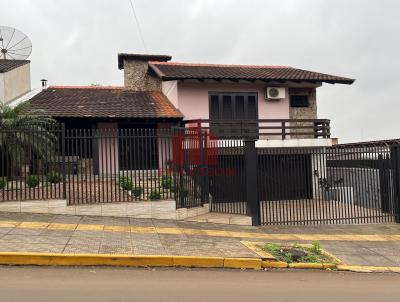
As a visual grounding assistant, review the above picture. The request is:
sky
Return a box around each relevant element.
[1,0,399,143]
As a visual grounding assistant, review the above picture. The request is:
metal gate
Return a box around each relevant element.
[183,127,399,225]
[173,127,248,214]
[258,145,398,225]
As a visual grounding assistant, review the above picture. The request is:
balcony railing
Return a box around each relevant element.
[183,119,331,140]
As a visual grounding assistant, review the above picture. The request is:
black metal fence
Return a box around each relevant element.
[0,126,65,201]
[206,141,397,225]
[1,123,399,226]
[258,145,396,225]
[0,126,204,208]
[207,139,247,215]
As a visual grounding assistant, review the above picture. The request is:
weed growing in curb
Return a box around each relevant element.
[262,241,335,264]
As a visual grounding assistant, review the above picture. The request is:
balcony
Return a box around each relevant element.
[183,119,331,140]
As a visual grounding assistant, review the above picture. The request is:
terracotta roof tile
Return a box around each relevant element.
[149,62,355,84]
[25,87,182,119]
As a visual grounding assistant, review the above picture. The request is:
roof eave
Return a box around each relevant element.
[159,76,356,85]
[148,63,165,78]
[324,79,356,85]
[118,53,172,70]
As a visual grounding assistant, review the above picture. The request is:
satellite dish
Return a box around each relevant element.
[0,26,32,60]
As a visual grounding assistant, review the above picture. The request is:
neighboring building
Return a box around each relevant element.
[0,59,31,104]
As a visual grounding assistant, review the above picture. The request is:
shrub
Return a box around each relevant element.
[132,186,143,198]
[149,190,161,200]
[26,175,40,188]
[47,171,63,184]
[0,177,7,189]
[119,176,133,191]
[160,175,174,189]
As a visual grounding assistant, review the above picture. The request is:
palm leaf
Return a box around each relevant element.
[0,103,59,178]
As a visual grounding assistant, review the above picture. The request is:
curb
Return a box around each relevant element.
[0,253,399,272]
[0,253,261,270]
[261,261,336,270]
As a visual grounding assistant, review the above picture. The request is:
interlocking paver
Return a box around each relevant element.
[7,228,43,236]
[63,244,100,254]
[39,229,75,237]
[129,218,154,227]
[99,244,133,254]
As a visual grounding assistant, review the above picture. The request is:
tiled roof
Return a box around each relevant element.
[0,59,30,73]
[25,87,182,119]
[118,53,172,69]
[149,62,355,84]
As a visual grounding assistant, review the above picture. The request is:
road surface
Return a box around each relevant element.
[0,266,399,302]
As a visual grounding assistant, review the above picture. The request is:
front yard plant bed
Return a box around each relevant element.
[261,241,338,264]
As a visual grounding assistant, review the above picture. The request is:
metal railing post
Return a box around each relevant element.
[326,121,331,139]
[61,123,67,199]
[199,129,209,205]
[391,146,400,223]
[244,139,260,226]
[282,121,286,139]
[314,121,318,138]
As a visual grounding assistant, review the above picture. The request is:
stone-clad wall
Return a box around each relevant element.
[123,60,162,91]
[288,87,318,138]
[289,87,317,119]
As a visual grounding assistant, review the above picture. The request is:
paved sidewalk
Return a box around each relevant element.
[1,212,400,267]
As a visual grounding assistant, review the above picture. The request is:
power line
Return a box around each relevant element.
[128,0,148,53]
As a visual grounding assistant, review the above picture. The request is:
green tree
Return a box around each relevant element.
[0,102,58,178]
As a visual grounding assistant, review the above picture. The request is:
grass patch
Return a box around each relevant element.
[262,241,336,264]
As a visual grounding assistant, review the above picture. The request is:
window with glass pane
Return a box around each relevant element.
[235,96,245,119]
[209,92,258,120]
[290,95,309,107]
[208,92,258,138]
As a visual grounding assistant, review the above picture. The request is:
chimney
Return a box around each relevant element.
[117,53,171,91]
[41,79,48,90]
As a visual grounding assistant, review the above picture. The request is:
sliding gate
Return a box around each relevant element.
[258,145,397,225]
[189,131,399,225]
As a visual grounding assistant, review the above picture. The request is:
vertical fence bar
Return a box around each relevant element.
[61,124,66,199]
[391,146,400,223]
[244,139,260,226]
[199,129,208,205]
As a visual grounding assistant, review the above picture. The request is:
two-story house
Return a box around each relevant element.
[28,52,354,139]
[26,53,354,193]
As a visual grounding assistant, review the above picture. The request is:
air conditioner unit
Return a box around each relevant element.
[265,87,286,100]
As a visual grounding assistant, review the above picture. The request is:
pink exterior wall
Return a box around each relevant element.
[97,123,119,175]
[175,82,290,121]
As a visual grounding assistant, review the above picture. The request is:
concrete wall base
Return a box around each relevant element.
[0,199,210,220]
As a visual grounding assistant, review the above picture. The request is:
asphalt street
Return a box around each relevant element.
[0,266,399,302]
